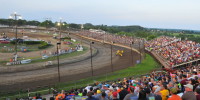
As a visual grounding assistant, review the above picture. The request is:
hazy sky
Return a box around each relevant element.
[1,0,200,30]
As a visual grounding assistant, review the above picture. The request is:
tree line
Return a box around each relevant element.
[0,19,199,42]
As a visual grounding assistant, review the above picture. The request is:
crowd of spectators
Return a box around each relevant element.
[38,64,200,100]
[145,36,200,67]
[157,40,200,66]
[145,36,180,51]
[79,30,144,46]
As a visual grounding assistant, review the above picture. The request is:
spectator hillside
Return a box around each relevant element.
[80,30,144,46]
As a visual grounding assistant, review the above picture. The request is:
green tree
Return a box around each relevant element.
[68,23,80,29]
[26,20,40,26]
[17,19,26,26]
[83,23,94,29]
[39,20,54,28]
[147,35,157,40]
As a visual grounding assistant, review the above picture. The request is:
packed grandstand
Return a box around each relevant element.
[18,34,199,100]
[31,65,199,100]
[145,36,200,68]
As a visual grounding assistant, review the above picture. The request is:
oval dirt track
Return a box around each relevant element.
[0,34,140,92]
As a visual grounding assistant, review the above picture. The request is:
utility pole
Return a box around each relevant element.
[130,41,134,65]
[57,42,61,82]
[111,42,113,72]
[90,42,94,79]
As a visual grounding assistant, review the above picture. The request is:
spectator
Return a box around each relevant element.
[123,87,138,100]
[93,89,101,100]
[105,87,113,99]
[101,92,109,100]
[181,84,196,100]
[74,91,82,100]
[167,82,174,90]
[65,91,75,100]
[88,87,94,94]
[86,92,97,100]
[138,87,146,100]
[127,83,135,93]
[82,91,88,100]
[195,86,200,100]
[145,88,162,100]
[119,87,129,100]
[167,87,182,100]
[159,84,169,100]
[78,89,83,96]
[180,75,188,92]
[134,83,141,95]
[50,97,54,100]
[153,82,161,94]
[85,84,92,93]
[112,88,119,100]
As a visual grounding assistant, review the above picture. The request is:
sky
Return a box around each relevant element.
[0,0,200,30]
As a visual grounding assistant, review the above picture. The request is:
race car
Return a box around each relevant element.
[116,50,124,56]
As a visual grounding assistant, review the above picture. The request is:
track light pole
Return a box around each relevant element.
[9,12,22,61]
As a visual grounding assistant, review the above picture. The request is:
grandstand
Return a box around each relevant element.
[145,36,200,69]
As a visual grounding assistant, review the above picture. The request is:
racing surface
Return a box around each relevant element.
[0,34,140,92]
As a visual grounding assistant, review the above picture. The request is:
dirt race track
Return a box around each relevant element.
[0,30,140,92]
